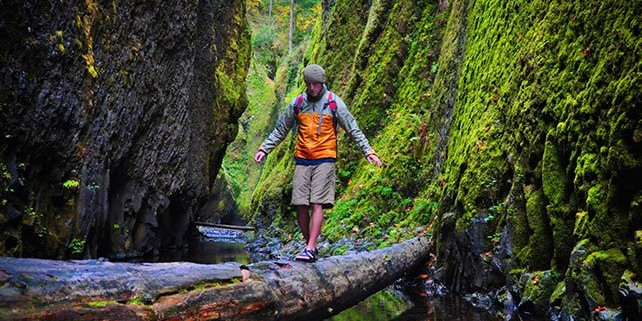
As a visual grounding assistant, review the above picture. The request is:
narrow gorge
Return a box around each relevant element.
[1,0,640,320]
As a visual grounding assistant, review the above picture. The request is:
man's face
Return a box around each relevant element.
[306,82,323,98]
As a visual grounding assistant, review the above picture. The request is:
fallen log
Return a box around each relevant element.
[0,236,430,320]
[195,221,256,231]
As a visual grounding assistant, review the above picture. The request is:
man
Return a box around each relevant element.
[254,64,382,262]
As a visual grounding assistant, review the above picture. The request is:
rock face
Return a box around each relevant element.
[0,0,251,259]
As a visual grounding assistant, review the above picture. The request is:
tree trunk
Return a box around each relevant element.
[0,237,430,320]
[288,0,294,54]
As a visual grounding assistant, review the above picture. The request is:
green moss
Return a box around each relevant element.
[549,281,566,307]
[573,211,588,238]
[584,248,628,301]
[521,186,553,269]
[586,183,626,249]
[508,171,529,260]
[519,270,558,313]
[86,300,118,308]
[548,205,574,269]
[542,129,567,207]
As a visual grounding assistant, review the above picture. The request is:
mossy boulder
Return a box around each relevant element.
[517,270,559,316]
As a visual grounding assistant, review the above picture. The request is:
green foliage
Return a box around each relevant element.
[63,179,80,189]
[247,0,321,76]
[68,238,85,255]
[222,62,278,218]
[0,162,11,210]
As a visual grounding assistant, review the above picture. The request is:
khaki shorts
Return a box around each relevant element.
[291,162,336,208]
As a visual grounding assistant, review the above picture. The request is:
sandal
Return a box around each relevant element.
[295,249,317,262]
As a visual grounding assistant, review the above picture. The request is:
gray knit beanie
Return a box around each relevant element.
[303,64,326,83]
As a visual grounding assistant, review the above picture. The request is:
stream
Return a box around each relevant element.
[175,226,546,321]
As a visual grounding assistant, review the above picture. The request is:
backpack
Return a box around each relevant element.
[293,91,338,133]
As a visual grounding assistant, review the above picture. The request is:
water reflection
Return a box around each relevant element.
[186,239,250,264]
[326,289,494,321]
[187,226,251,264]
[327,288,547,321]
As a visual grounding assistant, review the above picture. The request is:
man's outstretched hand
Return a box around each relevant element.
[367,154,382,167]
[254,150,266,163]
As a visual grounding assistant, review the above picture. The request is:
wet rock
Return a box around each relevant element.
[494,285,518,313]
[619,270,642,319]
[594,308,626,321]
[435,211,508,293]
[464,292,494,310]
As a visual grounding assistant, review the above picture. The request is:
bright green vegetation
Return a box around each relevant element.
[243,0,642,316]
[222,63,278,217]
[62,179,80,189]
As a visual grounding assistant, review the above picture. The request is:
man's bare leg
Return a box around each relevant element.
[296,205,310,244]
[307,203,323,251]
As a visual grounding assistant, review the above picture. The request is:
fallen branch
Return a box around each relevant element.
[195,221,256,231]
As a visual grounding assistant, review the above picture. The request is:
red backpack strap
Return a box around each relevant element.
[326,91,338,132]
[294,94,304,117]
[327,91,337,111]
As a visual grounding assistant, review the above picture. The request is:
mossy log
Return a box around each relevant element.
[0,237,430,320]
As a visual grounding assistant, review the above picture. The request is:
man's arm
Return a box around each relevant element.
[255,101,297,163]
[334,96,382,166]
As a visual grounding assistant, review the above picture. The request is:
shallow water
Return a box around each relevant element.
[326,288,546,321]
[186,226,251,264]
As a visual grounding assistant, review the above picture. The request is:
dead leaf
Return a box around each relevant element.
[582,47,591,56]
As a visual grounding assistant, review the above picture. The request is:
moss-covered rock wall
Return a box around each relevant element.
[251,0,641,318]
[0,0,251,259]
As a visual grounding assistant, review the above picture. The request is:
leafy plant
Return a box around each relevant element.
[68,238,85,255]
[63,179,80,189]
[487,231,502,243]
